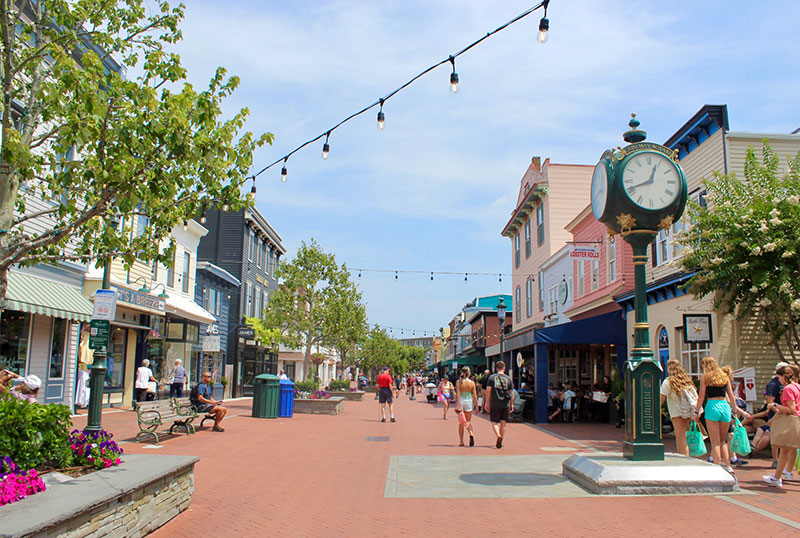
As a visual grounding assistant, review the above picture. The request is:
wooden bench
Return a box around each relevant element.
[132,398,197,444]
[171,397,216,429]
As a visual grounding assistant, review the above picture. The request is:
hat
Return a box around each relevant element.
[776,361,789,373]
[22,374,42,390]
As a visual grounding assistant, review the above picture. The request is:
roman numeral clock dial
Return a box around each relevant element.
[621,152,679,210]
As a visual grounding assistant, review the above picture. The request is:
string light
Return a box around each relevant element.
[247,1,552,183]
[182,220,188,231]
[322,131,330,160]
[281,158,288,182]
[395,270,398,280]
[538,0,550,43]
[250,177,257,195]
[464,273,468,282]
[430,272,434,281]
[222,203,229,212]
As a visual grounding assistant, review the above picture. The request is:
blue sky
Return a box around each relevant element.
[171,0,800,336]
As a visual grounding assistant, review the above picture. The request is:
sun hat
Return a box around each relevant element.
[22,374,42,390]
[775,361,789,373]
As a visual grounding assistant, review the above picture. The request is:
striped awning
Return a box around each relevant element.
[4,270,94,322]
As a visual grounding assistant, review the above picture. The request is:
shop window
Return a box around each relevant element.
[167,320,184,340]
[106,326,126,388]
[0,311,30,376]
[182,252,191,294]
[578,262,585,297]
[591,260,599,291]
[49,318,67,379]
[680,331,710,377]
[524,221,531,258]
[185,324,199,343]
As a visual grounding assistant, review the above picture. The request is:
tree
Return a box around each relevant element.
[400,345,425,372]
[261,239,366,379]
[0,1,271,299]
[326,279,368,374]
[677,141,800,363]
[359,326,404,379]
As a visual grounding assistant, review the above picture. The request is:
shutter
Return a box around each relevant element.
[651,242,657,267]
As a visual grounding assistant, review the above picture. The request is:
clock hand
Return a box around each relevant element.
[629,166,658,190]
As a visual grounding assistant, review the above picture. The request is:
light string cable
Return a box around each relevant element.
[352,267,640,283]
[246,0,552,184]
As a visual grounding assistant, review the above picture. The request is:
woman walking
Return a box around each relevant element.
[660,360,698,456]
[439,376,455,419]
[134,359,157,403]
[694,356,736,475]
[762,364,800,487]
[456,367,479,446]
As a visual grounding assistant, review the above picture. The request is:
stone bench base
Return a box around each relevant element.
[0,454,198,537]
[294,397,345,415]
[328,391,365,401]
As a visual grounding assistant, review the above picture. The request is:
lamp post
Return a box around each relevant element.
[496,297,506,373]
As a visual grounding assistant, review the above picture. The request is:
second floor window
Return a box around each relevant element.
[515,286,521,322]
[514,234,520,268]
[608,237,617,283]
[591,260,599,291]
[167,250,175,288]
[538,271,544,311]
[536,204,545,245]
[182,252,191,294]
[524,221,531,258]
[578,261,585,297]
[549,286,558,315]
[525,279,533,317]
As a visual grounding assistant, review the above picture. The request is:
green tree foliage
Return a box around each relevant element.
[261,239,367,379]
[400,345,426,371]
[677,141,800,363]
[0,1,271,299]
[358,326,425,378]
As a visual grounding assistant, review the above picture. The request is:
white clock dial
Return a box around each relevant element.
[591,161,608,220]
[622,152,679,210]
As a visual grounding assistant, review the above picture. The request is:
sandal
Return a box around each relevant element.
[212,426,225,432]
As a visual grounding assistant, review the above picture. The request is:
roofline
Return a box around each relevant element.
[197,261,241,287]
[565,204,593,233]
[245,207,286,254]
[725,132,800,143]
[664,104,729,149]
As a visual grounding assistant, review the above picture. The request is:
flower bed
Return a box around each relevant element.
[1,456,46,506]
[70,429,124,470]
[328,390,365,401]
[293,396,345,415]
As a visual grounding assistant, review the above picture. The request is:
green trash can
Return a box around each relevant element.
[252,374,280,419]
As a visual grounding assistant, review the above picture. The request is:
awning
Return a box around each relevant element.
[439,355,487,369]
[165,293,216,324]
[534,311,627,345]
[4,270,93,322]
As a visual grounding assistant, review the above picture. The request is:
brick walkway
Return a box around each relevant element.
[72,395,800,537]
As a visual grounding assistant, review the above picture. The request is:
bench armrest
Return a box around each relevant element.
[138,409,162,426]
[174,402,197,417]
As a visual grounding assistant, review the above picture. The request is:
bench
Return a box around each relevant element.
[171,397,216,429]
[132,398,197,444]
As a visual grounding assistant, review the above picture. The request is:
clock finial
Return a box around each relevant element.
[623,112,647,144]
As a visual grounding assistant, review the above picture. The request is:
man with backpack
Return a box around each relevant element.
[483,361,514,448]
[191,372,227,432]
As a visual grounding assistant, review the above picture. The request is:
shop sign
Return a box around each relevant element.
[89,319,110,352]
[203,334,221,353]
[114,285,166,313]
[206,324,219,335]
[568,244,600,259]
[92,289,117,320]
[683,314,712,344]
[237,326,255,339]
[255,274,269,286]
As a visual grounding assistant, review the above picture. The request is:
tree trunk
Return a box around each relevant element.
[303,339,313,381]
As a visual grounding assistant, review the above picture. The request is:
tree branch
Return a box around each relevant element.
[13,205,60,226]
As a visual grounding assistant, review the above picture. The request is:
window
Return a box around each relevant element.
[182,252,191,294]
[247,229,253,261]
[548,286,558,315]
[205,288,221,317]
[681,335,710,377]
[260,290,265,316]
[525,279,533,317]
[514,234,520,268]
[49,318,67,379]
[591,260,599,291]
[254,287,262,318]
[107,326,127,388]
[536,204,545,245]
[608,237,617,283]
[167,250,175,288]
[524,221,532,258]
[185,324,199,343]
[136,215,148,238]
[167,321,184,340]
[578,261,585,297]
[262,242,267,271]
[655,189,706,266]
[538,272,545,311]
[256,237,262,268]
[656,229,670,266]
[0,311,30,376]
[515,286,521,322]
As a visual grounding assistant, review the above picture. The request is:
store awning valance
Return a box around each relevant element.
[165,293,216,324]
[4,270,94,322]
[534,311,626,345]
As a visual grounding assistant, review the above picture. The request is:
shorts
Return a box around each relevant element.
[760,425,770,432]
[379,387,393,404]
[196,403,214,414]
[489,406,510,423]
[461,398,474,413]
[704,399,731,422]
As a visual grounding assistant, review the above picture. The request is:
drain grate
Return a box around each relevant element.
[366,436,390,442]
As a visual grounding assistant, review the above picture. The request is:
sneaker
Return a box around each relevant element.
[762,474,783,487]
[381,418,386,422]
[733,458,749,466]
[724,465,735,475]
[496,437,503,449]
[469,435,475,447]
[707,456,714,463]
[390,417,396,422]
[782,470,793,480]
[771,460,778,469]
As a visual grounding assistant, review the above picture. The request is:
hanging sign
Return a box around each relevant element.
[569,244,600,259]
[93,289,117,321]
[203,335,221,353]
[89,319,110,352]
[683,314,712,344]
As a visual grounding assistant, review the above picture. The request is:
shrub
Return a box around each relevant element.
[329,380,350,391]
[69,429,124,470]
[0,456,46,506]
[0,392,73,470]
[294,380,318,393]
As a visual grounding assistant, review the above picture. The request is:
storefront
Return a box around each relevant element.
[163,294,216,392]
[234,325,277,396]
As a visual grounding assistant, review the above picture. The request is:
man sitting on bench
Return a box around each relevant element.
[194,372,227,432]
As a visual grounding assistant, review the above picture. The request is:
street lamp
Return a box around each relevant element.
[496,297,506,373]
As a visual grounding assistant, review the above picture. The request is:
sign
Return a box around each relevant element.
[92,289,117,320]
[732,367,757,401]
[558,280,569,304]
[516,352,523,368]
[683,314,712,344]
[206,324,219,335]
[203,335,221,353]
[569,244,600,259]
[114,285,166,313]
[255,274,269,287]
[89,319,110,352]
[237,326,255,339]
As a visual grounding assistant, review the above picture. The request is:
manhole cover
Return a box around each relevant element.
[366,436,390,442]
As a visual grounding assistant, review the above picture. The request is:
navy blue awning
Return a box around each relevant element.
[534,311,626,345]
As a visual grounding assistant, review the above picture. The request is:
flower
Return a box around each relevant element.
[782,251,795,258]
[770,217,782,226]
[711,257,724,265]
[760,298,772,307]
[750,286,759,293]
[770,208,780,218]
[787,195,800,204]
[740,262,750,269]
[764,242,777,252]
[792,299,800,312]
[779,282,791,294]
[751,246,762,255]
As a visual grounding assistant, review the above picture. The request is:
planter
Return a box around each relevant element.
[0,454,198,537]
[364,386,377,393]
[293,397,345,415]
[328,390,365,401]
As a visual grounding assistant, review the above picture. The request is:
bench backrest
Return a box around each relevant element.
[134,399,180,421]
[173,397,193,409]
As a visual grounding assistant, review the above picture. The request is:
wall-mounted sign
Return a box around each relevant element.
[206,324,219,335]
[255,274,269,287]
[114,285,166,314]
[683,314,712,344]
[237,326,256,339]
[93,289,117,320]
[569,244,600,259]
[203,335,221,353]
[558,280,569,304]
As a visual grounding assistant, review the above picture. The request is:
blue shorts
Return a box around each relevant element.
[704,399,731,422]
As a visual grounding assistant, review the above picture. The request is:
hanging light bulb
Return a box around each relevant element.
[394,270,398,280]
[538,2,550,43]
[322,132,330,160]
[464,273,468,282]
[200,215,207,224]
[358,270,362,278]
[377,100,385,130]
[449,56,459,93]
[182,220,188,231]
[499,274,503,283]
[430,272,434,281]
[281,158,288,182]
[222,203,229,212]
[251,182,257,195]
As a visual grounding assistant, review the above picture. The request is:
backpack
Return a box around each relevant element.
[190,383,201,405]
[493,374,511,401]
[679,387,697,419]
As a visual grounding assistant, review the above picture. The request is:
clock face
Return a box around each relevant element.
[621,152,680,210]
[558,281,568,304]
[591,161,609,220]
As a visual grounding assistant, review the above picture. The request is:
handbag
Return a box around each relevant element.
[146,381,158,394]
[771,414,800,448]
[679,387,698,419]
[730,417,750,455]
[686,420,707,457]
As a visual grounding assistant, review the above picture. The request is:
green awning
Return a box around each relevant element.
[4,271,93,322]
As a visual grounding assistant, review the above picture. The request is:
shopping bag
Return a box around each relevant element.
[730,417,750,456]
[687,420,707,457]
[794,449,800,473]
[455,409,468,426]
[437,391,444,403]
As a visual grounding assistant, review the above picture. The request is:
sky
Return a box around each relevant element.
[167,0,800,337]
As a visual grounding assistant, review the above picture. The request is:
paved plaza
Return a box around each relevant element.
[72,394,800,537]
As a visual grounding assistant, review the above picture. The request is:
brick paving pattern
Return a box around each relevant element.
[72,394,800,537]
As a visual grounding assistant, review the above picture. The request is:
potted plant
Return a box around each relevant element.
[220,376,230,400]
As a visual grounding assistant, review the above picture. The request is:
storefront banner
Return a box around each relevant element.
[114,285,166,314]
[568,244,600,259]
[203,335,221,353]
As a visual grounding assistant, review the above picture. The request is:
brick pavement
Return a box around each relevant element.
[72,395,800,537]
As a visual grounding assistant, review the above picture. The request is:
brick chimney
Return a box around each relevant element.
[531,156,541,170]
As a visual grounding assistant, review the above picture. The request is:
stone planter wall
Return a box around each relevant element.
[0,454,198,538]
[293,396,345,415]
[328,390,365,401]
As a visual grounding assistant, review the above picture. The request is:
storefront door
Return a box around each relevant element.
[44,318,70,404]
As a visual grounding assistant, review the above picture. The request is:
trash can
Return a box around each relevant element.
[279,379,295,418]
[252,374,280,418]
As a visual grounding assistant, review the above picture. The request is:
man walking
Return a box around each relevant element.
[484,361,514,448]
[376,367,396,422]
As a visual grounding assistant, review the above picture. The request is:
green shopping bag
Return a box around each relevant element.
[794,449,800,473]
[730,417,750,456]
[687,420,707,457]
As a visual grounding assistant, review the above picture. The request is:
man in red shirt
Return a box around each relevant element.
[376,366,396,422]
